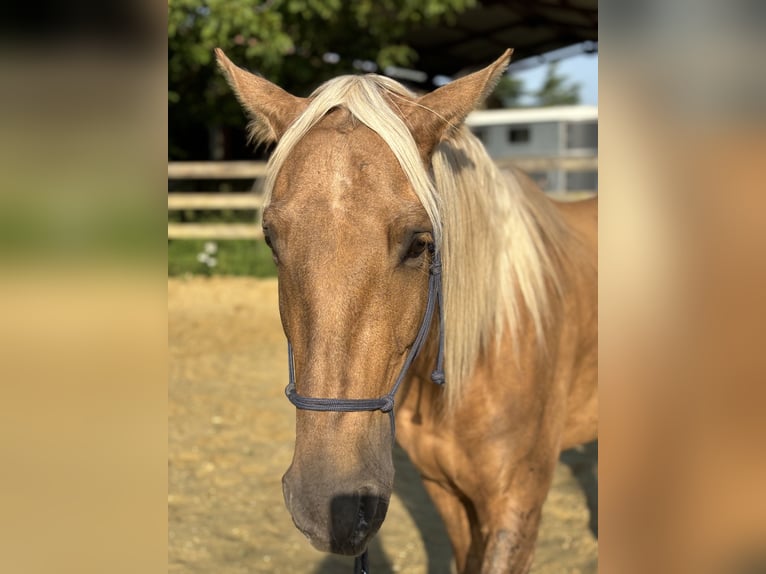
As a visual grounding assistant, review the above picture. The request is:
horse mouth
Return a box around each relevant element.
[329,494,390,555]
[291,491,391,556]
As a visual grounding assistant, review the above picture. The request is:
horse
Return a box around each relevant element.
[216,47,598,574]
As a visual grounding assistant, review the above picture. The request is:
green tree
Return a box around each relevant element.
[533,62,581,107]
[168,0,476,159]
[485,75,525,109]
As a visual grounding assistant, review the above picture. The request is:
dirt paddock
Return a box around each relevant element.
[169,277,598,573]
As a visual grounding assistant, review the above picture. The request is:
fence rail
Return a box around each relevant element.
[168,157,596,240]
[168,161,269,179]
[168,223,263,240]
[168,193,264,210]
[496,156,597,172]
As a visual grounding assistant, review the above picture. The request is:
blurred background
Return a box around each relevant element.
[167,0,598,278]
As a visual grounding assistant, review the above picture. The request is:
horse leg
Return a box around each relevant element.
[421,478,483,573]
[476,457,559,574]
[479,506,542,574]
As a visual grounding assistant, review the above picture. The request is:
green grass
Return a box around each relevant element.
[168,239,277,277]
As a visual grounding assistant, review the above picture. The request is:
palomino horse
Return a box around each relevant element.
[216,48,597,574]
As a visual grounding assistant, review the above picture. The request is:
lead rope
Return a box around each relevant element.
[283,247,445,573]
[353,549,369,574]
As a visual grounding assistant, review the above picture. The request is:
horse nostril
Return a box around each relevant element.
[355,494,378,534]
[329,492,390,555]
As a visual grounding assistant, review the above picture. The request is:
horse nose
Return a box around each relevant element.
[282,470,391,555]
[329,490,389,555]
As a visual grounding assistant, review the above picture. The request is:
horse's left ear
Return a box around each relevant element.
[406,49,513,158]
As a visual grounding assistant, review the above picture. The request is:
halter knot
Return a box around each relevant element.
[379,396,395,413]
[431,370,445,386]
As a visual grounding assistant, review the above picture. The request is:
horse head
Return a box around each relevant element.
[216,47,510,556]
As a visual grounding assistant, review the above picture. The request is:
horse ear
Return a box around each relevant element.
[215,48,308,143]
[406,49,513,157]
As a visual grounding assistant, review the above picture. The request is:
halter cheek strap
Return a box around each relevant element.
[284,247,446,440]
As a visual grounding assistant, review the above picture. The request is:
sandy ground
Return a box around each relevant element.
[169,277,598,573]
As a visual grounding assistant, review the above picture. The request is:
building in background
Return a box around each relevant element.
[466,105,597,195]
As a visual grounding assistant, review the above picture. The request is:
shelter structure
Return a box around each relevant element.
[404,0,597,82]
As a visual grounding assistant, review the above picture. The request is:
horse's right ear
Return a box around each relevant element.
[215,48,308,144]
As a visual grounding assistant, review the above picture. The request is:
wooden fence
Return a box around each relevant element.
[168,157,597,240]
[168,162,266,240]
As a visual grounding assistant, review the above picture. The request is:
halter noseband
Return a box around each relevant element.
[284,246,446,439]
[282,247,445,574]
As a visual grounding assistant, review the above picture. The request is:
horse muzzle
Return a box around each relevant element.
[282,470,391,555]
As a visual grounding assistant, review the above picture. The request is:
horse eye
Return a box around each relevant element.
[405,235,428,260]
[263,228,279,263]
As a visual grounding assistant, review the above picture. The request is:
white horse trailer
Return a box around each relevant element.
[466,106,598,195]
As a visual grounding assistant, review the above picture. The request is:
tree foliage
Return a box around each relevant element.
[486,75,525,109]
[533,62,581,107]
[168,0,476,158]
[485,62,582,109]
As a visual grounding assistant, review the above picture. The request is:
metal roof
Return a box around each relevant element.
[406,0,598,79]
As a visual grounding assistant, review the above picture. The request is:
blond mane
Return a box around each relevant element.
[260,74,571,410]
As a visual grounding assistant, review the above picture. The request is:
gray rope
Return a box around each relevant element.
[284,247,445,440]
[354,549,369,574]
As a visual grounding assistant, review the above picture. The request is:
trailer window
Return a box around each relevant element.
[508,127,530,144]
